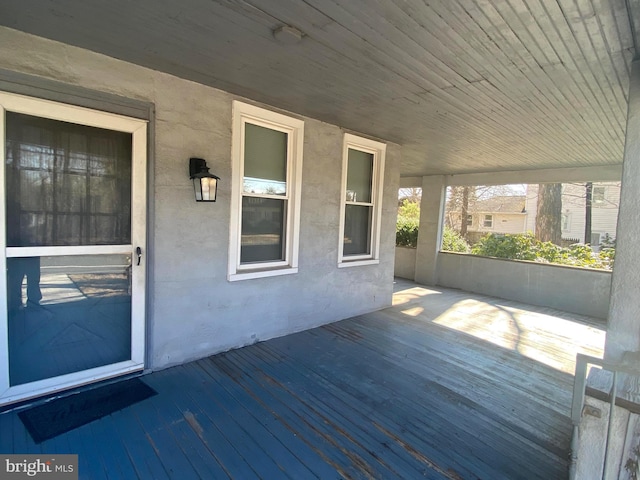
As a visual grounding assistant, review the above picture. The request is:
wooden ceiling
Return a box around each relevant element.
[0,0,636,177]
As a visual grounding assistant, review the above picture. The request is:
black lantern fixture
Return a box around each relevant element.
[189,157,220,202]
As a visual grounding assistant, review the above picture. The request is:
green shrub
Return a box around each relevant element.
[441,227,469,253]
[471,233,538,261]
[396,217,419,247]
[600,234,616,249]
[535,240,562,263]
[471,233,613,270]
[598,247,615,269]
[394,222,615,271]
[397,199,420,222]
[597,234,615,269]
[395,199,420,247]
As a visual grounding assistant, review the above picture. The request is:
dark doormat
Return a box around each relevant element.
[18,377,157,444]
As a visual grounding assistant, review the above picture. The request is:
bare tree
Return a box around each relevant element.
[558,181,620,244]
[584,182,592,245]
[460,186,470,238]
[445,184,524,234]
[446,186,475,231]
[535,183,562,245]
[561,182,620,209]
[398,187,422,205]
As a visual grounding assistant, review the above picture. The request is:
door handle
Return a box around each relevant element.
[136,246,142,266]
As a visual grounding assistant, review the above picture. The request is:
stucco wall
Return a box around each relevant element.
[607,59,640,362]
[394,247,416,280]
[0,27,400,369]
[437,252,611,319]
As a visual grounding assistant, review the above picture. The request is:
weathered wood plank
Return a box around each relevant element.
[86,416,139,480]
[264,323,567,478]
[107,408,172,480]
[235,345,471,476]
[0,282,606,479]
[144,368,261,480]
[190,360,343,479]
[234,343,509,479]
[129,395,204,479]
[183,361,325,479]
[204,354,387,480]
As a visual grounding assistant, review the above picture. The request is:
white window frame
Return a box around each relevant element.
[228,101,304,281]
[592,186,606,205]
[338,133,386,268]
[483,214,494,228]
[561,212,571,232]
[466,214,473,226]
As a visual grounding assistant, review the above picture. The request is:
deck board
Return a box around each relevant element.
[217,350,434,480]
[323,313,572,450]
[0,281,605,479]
[254,330,547,478]
[234,344,480,479]
[190,361,335,479]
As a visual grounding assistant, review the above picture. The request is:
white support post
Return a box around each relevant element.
[414,175,445,286]
[605,59,640,362]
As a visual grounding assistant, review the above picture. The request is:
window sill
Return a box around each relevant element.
[228,267,298,282]
[338,259,380,268]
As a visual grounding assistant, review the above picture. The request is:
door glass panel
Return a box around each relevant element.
[7,254,132,386]
[5,112,132,247]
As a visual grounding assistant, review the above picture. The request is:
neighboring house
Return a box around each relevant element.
[447,195,527,243]
[467,195,527,242]
[525,183,620,247]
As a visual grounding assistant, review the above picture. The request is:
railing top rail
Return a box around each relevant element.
[572,353,640,425]
[576,353,640,376]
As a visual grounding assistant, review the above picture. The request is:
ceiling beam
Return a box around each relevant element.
[400,165,623,188]
[627,0,640,59]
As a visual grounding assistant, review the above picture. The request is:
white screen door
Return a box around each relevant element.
[0,92,147,406]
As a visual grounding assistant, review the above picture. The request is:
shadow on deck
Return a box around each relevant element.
[0,279,606,479]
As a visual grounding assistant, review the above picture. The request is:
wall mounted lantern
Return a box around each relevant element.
[189,157,220,202]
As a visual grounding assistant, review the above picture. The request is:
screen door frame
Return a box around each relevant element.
[0,91,147,406]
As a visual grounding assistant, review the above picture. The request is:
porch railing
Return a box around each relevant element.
[570,353,640,480]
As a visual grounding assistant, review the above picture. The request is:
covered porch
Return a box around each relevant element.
[0,280,605,479]
[0,1,638,476]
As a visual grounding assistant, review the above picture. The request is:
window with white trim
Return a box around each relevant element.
[483,214,493,228]
[593,186,606,205]
[339,134,386,267]
[228,101,304,281]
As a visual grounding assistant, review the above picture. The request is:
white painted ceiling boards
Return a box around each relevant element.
[0,0,637,177]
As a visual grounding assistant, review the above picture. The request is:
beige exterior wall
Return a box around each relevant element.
[469,212,526,235]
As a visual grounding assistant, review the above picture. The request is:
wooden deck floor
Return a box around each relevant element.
[0,280,606,479]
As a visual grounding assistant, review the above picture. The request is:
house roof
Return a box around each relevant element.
[474,195,526,214]
[0,1,637,177]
